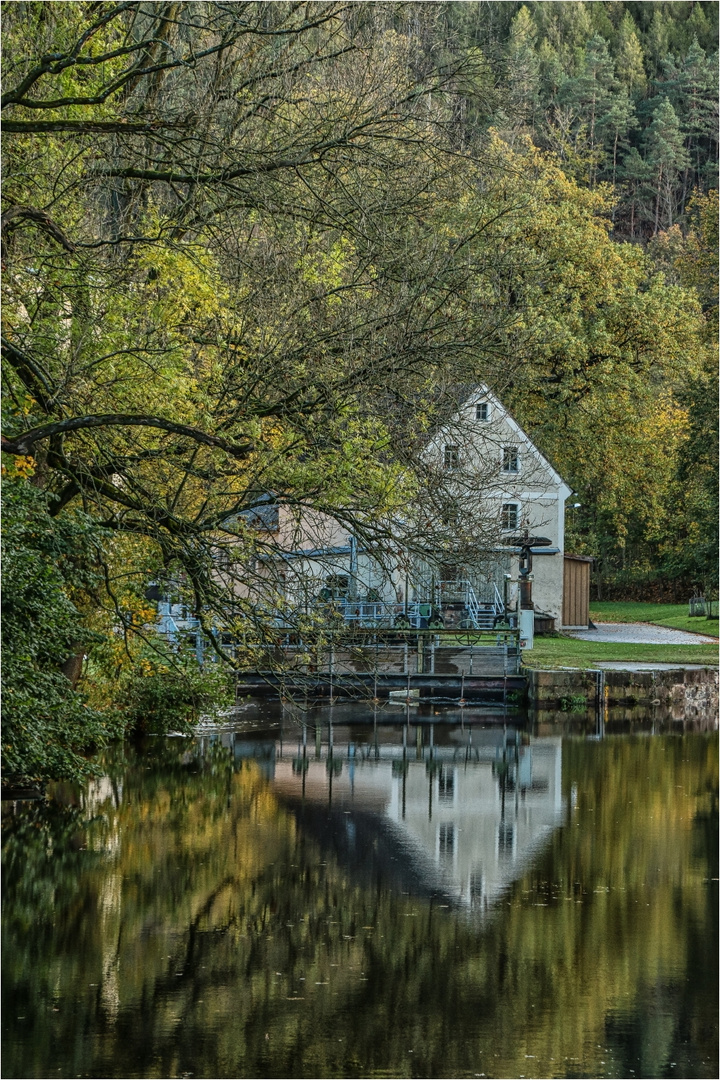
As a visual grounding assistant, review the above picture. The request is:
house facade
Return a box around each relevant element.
[259,386,575,629]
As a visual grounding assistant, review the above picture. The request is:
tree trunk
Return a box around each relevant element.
[62,648,85,689]
[611,133,618,226]
[654,165,662,235]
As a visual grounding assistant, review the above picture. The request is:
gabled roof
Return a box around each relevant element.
[456,384,571,495]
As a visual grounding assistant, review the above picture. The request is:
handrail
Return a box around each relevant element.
[493,583,504,614]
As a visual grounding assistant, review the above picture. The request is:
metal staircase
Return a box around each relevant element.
[458,581,505,630]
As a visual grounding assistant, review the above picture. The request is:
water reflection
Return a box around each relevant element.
[2,715,717,1080]
[255,715,565,913]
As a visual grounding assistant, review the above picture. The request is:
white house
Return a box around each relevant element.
[258,386,577,629]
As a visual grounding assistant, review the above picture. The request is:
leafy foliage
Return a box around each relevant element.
[113,642,234,737]
[0,479,120,785]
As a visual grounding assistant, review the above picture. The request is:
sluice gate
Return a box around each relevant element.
[235,630,525,705]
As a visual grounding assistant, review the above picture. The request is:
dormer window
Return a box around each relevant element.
[475,402,489,422]
[444,445,459,470]
[502,446,519,473]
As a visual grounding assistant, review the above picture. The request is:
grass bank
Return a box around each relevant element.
[589,601,718,636]
[522,636,719,670]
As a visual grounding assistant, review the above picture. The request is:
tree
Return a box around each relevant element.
[645,9,670,77]
[1,477,121,785]
[614,11,646,93]
[596,85,638,197]
[678,37,719,201]
[1,1,533,774]
[617,145,653,238]
[659,190,719,593]
[557,34,617,183]
[473,137,706,588]
[644,96,690,231]
[504,5,540,129]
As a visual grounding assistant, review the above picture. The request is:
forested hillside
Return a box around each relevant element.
[449,1,718,237]
[1,2,717,783]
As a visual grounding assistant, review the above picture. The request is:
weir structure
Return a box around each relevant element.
[234,627,525,707]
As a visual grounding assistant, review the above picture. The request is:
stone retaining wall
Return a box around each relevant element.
[525,665,719,727]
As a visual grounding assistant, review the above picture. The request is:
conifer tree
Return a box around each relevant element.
[679,37,719,196]
[646,9,671,77]
[505,5,540,128]
[617,146,652,238]
[596,86,639,195]
[558,34,617,183]
[644,96,690,231]
[615,11,646,93]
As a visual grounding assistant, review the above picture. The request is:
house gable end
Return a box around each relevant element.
[463,385,571,497]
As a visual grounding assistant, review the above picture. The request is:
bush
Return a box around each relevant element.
[115,645,235,737]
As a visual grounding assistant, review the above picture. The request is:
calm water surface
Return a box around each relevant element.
[2,705,718,1079]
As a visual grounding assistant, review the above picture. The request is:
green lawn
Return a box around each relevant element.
[589,601,719,637]
[522,635,719,670]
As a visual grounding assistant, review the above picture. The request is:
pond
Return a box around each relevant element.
[2,703,718,1079]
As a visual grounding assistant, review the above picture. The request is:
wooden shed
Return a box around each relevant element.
[562,554,593,629]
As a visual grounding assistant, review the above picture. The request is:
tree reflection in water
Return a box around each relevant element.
[2,732,717,1079]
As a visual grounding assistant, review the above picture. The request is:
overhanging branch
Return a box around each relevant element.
[1,414,255,459]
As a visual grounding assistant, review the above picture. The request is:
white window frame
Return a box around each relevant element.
[475,401,490,422]
[501,502,520,532]
[444,444,460,470]
[501,445,520,474]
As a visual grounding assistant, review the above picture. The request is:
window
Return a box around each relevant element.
[502,446,519,473]
[439,822,455,857]
[444,445,459,470]
[438,766,455,801]
[501,503,519,531]
[498,822,514,856]
[475,402,489,422]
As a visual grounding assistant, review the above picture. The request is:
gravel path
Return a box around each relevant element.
[568,622,718,645]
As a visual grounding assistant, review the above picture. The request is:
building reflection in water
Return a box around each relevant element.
[203,708,565,914]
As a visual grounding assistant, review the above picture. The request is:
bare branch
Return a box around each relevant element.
[1,118,191,134]
[1,414,255,459]
[1,204,76,253]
